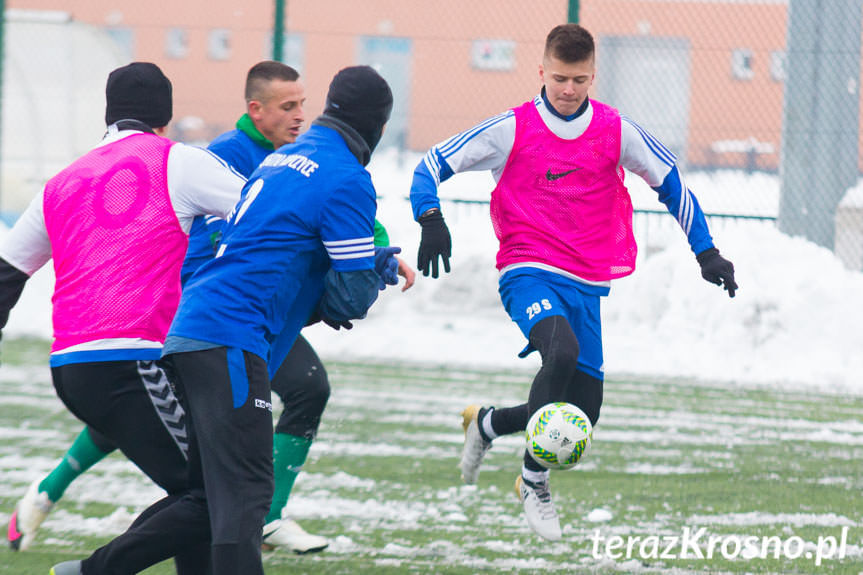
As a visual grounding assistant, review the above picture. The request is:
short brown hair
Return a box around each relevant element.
[244,61,300,102]
[544,24,595,63]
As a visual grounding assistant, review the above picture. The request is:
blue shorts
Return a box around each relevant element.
[498,267,607,380]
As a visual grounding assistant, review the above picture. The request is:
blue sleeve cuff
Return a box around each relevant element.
[652,166,714,255]
[409,153,452,220]
[318,269,380,321]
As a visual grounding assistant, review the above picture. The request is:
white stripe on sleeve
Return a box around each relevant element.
[323,237,375,260]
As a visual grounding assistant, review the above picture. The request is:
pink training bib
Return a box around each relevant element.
[43,133,187,351]
[491,99,637,282]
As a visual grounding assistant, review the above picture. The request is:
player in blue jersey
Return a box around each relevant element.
[49,65,400,575]
[192,60,413,553]
[410,24,738,541]
[201,60,335,554]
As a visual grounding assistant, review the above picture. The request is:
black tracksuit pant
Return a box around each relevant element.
[81,347,274,575]
[270,334,330,439]
[52,359,206,574]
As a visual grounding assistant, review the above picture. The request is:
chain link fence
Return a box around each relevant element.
[2,0,862,268]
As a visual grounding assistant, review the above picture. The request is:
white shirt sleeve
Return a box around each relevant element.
[166,143,246,233]
[424,111,517,184]
[0,191,51,276]
[619,116,675,187]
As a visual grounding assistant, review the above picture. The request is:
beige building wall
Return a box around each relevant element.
[6,0,863,172]
[584,1,790,170]
[282,0,566,150]
[6,0,567,146]
[8,0,277,140]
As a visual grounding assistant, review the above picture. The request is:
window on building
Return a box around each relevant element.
[731,49,754,80]
[769,50,786,82]
[264,33,305,73]
[106,27,135,61]
[471,39,516,71]
[165,28,188,59]
[208,29,231,61]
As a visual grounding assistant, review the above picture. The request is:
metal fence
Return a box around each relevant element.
[1,0,862,268]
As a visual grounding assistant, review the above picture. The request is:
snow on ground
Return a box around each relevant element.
[3,150,863,392]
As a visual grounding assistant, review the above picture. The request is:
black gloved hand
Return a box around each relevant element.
[322,316,353,331]
[417,209,451,278]
[305,310,322,327]
[696,247,738,298]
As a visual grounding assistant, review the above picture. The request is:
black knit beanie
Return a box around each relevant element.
[105,62,173,128]
[323,66,393,153]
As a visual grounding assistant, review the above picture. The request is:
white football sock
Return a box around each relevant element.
[522,465,550,485]
[481,407,499,440]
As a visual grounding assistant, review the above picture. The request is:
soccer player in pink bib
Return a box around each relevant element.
[409,24,737,541]
[0,62,245,574]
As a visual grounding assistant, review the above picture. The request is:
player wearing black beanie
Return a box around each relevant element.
[317,65,393,163]
[105,62,173,129]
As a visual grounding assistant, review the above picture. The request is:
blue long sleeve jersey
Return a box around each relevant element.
[167,124,380,365]
[410,95,715,261]
[182,127,390,284]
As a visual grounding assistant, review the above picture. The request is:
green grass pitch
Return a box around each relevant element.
[1,337,861,574]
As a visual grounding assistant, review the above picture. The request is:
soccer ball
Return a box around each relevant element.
[525,402,593,470]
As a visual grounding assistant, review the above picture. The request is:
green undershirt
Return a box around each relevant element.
[236,114,390,247]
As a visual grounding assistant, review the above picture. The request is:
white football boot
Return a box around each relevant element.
[515,475,562,541]
[8,479,54,551]
[459,405,492,484]
[49,559,82,575]
[262,518,329,554]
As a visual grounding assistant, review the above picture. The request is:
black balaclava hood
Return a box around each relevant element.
[323,65,393,154]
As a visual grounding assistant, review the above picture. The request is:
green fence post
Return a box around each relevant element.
[273,0,285,61]
[568,0,580,24]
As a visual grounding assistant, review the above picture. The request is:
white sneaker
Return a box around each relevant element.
[459,405,492,484]
[262,518,328,554]
[7,479,54,551]
[515,475,561,541]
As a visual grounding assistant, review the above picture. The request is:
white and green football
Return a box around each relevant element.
[525,402,593,470]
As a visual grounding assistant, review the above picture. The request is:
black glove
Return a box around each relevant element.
[322,316,353,331]
[417,209,451,278]
[696,247,738,298]
[306,309,352,330]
